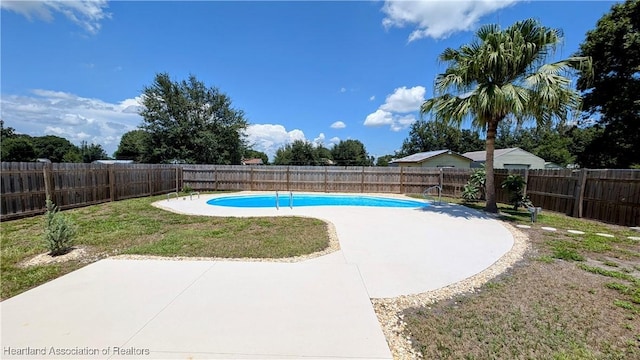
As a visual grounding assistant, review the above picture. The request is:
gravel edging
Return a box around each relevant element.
[371,221,530,360]
[111,219,340,263]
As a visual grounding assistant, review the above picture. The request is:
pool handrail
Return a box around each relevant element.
[423,185,442,205]
[275,191,280,210]
[289,191,293,209]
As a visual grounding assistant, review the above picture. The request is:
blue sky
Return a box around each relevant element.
[1,0,617,161]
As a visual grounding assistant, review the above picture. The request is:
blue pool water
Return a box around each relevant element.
[206,194,427,208]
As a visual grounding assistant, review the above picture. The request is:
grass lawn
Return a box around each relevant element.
[0,194,330,300]
[403,198,640,359]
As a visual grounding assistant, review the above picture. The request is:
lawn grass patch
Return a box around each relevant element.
[1,194,330,299]
[549,241,585,261]
[578,264,636,282]
[404,261,638,359]
[403,199,640,359]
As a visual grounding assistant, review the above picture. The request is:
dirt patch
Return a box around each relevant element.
[19,247,91,268]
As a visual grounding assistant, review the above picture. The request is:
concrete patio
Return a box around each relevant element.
[1,193,514,359]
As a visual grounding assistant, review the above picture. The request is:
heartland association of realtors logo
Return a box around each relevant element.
[3,346,150,357]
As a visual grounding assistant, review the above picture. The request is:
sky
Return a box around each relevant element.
[0,0,619,161]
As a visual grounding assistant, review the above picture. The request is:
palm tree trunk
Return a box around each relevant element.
[485,119,499,213]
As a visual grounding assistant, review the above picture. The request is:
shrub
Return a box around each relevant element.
[462,183,480,202]
[462,167,486,202]
[501,174,532,210]
[43,198,76,256]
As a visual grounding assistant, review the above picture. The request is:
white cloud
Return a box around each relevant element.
[329,137,341,145]
[313,133,326,146]
[380,86,425,113]
[340,87,347,93]
[245,124,307,160]
[0,89,143,156]
[382,0,519,41]
[1,0,111,34]
[369,95,376,101]
[396,114,417,126]
[363,86,424,131]
[330,121,346,129]
[364,109,394,127]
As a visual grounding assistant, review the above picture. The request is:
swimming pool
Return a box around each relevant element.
[206,193,427,208]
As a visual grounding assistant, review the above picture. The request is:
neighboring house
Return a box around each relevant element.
[92,160,134,164]
[544,162,563,169]
[389,150,473,168]
[463,147,545,169]
[242,158,264,165]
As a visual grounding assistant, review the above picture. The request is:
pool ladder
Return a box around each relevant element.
[275,191,293,210]
[423,185,442,205]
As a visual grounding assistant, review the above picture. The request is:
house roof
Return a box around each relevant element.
[242,158,264,165]
[390,150,472,163]
[462,147,528,162]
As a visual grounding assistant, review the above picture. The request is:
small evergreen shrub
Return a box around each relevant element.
[43,198,76,256]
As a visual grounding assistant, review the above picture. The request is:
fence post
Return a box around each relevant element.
[108,165,116,202]
[148,167,153,196]
[324,167,328,193]
[175,166,179,193]
[439,168,444,189]
[43,163,54,201]
[361,167,365,193]
[250,167,254,191]
[523,168,529,198]
[214,166,218,191]
[287,166,290,191]
[572,169,588,218]
[400,167,404,194]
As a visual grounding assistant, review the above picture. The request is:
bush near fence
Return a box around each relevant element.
[1,163,638,226]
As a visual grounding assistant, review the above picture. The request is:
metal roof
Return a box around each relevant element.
[390,149,471,163]
[462,148,521,161]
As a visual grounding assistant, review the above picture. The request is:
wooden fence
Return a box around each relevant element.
[182,166,640,226]
[1,162,179,220]
[493,168,640,226]
[182,165,453,194]
[2,163,639,226]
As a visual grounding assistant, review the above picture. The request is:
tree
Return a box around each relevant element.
[79,141,108,163]
[114,130,149,162]
[30,135,79,163]
[568,125,605,167]
[140,73,247,164]
[273,140,319,165]
[458,130,485,154]
[1,136,36,162]
[330,139,373,166]
[576,0,640,168]
[315,145,333,165]
[1,120,16,141]
[421,19,592,212]
[375,154,394,166]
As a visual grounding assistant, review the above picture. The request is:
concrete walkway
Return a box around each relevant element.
[1,193,514,359]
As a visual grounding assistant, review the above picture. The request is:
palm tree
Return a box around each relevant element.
[421,19,592,213]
